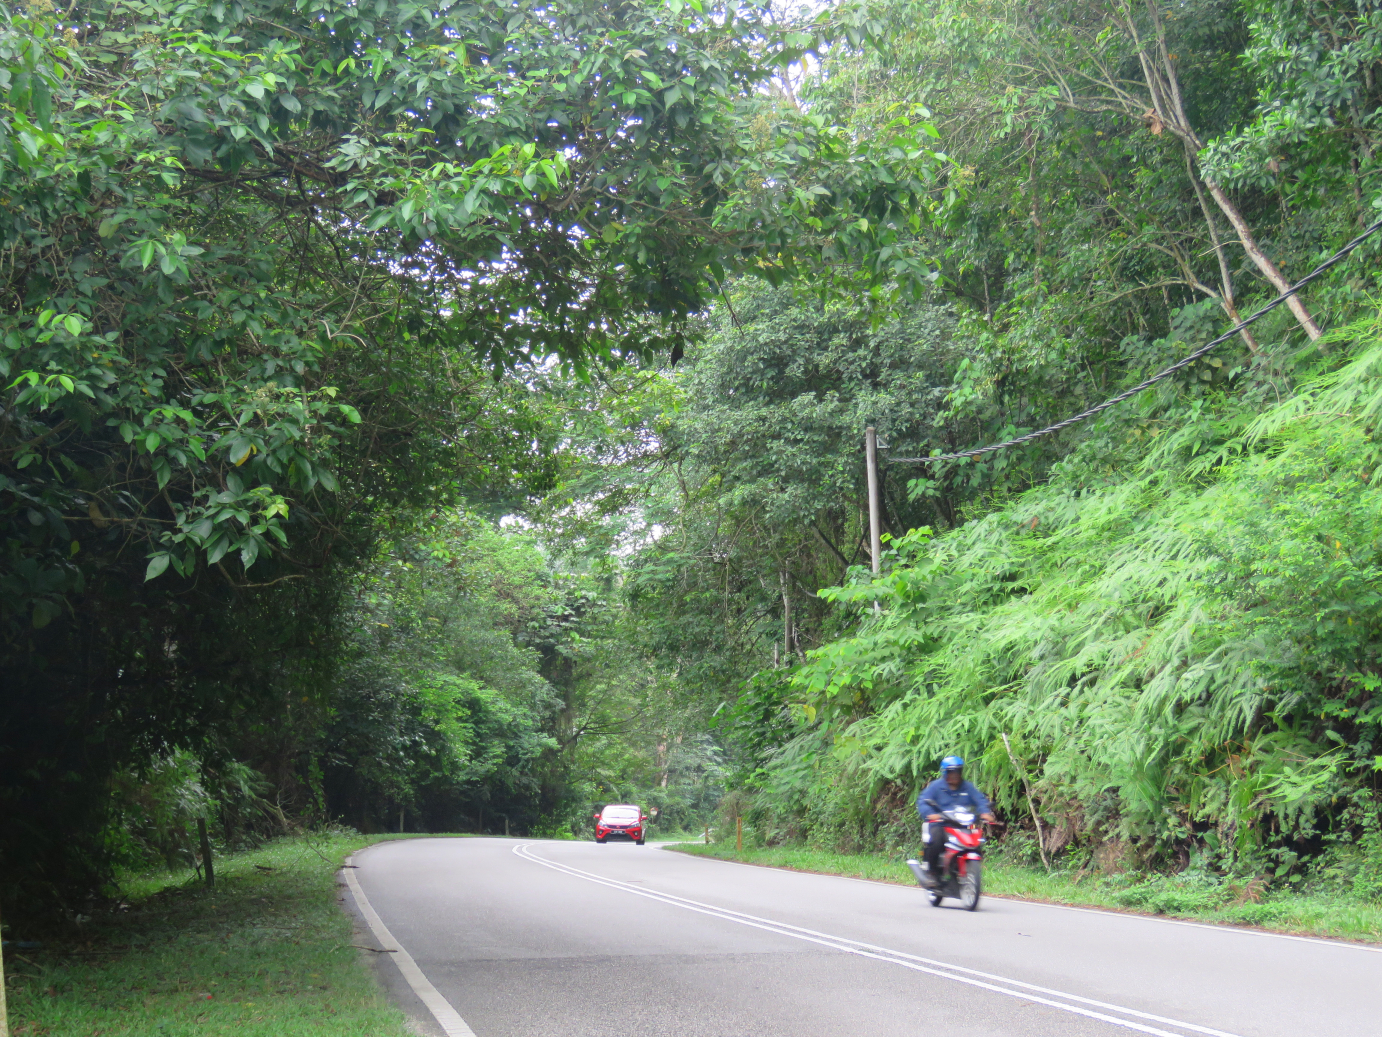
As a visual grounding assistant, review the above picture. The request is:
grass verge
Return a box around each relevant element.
[668,842,1382,945]
[4,832,450,1036]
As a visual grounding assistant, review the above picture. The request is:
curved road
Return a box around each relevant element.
[344,838,1381,1037]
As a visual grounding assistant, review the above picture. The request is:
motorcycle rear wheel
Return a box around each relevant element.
[959,862,982,911]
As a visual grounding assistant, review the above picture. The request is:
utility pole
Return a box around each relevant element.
[780,570,792,665]
[865,427,883,613]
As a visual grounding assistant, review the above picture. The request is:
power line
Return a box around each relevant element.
[885,218,1382,466]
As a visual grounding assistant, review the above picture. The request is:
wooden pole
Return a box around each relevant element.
[197,817,215,889]
[704,824,709,845]
[736,815,743,853]
[866,428,882,575]
[780,571,792,665]
[866,427,882,613]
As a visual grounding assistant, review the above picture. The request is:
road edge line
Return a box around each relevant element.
[342,854,478,1037]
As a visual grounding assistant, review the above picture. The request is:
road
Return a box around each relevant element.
[343,838,1382,1037]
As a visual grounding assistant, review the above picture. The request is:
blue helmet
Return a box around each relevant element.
[940,755,964,775]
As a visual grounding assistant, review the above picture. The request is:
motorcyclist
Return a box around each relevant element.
[916,755,994,888]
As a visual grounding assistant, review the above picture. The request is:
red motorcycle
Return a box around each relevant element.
[906,807,984,910]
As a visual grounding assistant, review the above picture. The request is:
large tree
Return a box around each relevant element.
[0,0,948,911]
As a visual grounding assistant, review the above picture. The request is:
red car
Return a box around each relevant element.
[594,804,647,845]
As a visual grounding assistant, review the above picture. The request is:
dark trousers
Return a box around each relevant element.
[924,821,949,872]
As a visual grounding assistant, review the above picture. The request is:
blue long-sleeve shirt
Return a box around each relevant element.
[916,777,991,819]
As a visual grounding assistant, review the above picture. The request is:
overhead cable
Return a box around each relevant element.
[885,217,1382,465]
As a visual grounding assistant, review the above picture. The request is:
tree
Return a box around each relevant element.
[1,0,951,912]
[992,0,1325,338]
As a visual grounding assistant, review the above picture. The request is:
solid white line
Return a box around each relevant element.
[666,846,1382,953]
[342,856,478,1037]
[515,843,1242,1037]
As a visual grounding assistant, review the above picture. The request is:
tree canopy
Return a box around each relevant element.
[6,0,1382,918]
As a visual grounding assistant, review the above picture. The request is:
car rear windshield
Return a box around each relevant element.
[602,806,640,820]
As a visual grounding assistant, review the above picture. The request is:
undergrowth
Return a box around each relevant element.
[3,832,422,1037]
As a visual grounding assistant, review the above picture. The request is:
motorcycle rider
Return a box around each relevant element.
[916,755,994,888]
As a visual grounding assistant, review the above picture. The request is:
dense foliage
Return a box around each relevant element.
[1,0,941,916]
[8,0,1382,921]
[591,0,1382,893]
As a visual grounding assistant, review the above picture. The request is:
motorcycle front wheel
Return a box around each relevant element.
[959,862,982,911]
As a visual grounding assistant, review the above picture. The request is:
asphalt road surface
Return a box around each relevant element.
[344,838,1382,1037]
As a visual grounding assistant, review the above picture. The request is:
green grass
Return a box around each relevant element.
[4,832,457,1037]
[669,843,1382,945]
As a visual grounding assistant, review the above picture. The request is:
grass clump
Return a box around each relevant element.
[4,832,415,1037]
[669,842,1382,944]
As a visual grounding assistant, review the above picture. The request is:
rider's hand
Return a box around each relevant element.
[927,814,942,821]
[981,813,995,823]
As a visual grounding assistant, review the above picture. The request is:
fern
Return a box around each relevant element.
[783,308,1382,862]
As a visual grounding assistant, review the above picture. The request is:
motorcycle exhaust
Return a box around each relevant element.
[905,859,927,886]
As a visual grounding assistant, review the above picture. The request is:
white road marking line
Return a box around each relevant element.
[342,856,477,1037]
[671,846,1382,953]
[515,843,1241,1037]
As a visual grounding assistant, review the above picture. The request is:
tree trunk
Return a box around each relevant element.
[1200,179,1323,343]
[1185,146,1261,354]
[1075,0,1329,344]
[197,817,215,889]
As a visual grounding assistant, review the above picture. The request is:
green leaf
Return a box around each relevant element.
[63,315,82,336]
[31,79,52,129]
[144,553,172,581]
[206,535,231,566]
[32,598,61,629]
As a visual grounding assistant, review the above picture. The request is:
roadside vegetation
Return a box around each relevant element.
[584,0,1382,913]
[5,0,1382,975]
[672,842,1382,944]
[5,834,414,1037]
